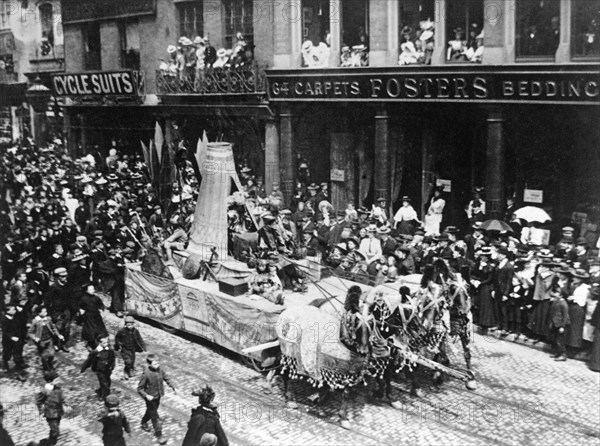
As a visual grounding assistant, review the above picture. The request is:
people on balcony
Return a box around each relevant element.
[204,37,217,67]
[447,27,468,62]
[399,27,420,65]
[302,40,330,68]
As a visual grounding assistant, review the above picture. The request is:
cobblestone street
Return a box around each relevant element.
[1,299,599,446]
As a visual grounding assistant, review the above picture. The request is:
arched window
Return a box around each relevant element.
[39,3,54,46]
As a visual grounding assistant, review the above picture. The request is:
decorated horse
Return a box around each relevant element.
[268,271,476,428]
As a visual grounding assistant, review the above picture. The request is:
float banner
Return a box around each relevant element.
[52,71,138,97]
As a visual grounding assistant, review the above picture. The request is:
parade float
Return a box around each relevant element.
[124,140,475,419]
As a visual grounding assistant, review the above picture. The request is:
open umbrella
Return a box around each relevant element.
[514,206,552,223]
[480,219,513,233]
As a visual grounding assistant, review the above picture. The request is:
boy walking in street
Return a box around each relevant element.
[35,370,64,445]
[114,315,146,379]
[137,353,177,445]
[81,334,116,400]
[29,306,63,371]
[98,394,131,446]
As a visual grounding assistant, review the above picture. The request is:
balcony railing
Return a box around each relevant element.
[156,63,266,96]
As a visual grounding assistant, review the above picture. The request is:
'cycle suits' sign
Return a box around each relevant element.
[52,71,138,97]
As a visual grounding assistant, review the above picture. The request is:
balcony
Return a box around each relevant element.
[156,63,266,98]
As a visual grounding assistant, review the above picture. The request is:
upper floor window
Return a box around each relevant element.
[83,21,101,70]
[398,0,436,65]
[178,1,204,39]
[223,0,253,49]
[39,3,54,44]
[301,0,330,67]
[445,0,483,63]
[572,1,600,58]
[120,21,140,70]
[516,0,560,59]
[340,0,369,67]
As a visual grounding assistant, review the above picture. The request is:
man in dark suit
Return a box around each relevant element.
[378,226,396,257]
[204,37,217,67]
[494,246,514,336]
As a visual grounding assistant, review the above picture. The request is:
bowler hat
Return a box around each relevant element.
[575,237,589,247]
[401,196,412,202]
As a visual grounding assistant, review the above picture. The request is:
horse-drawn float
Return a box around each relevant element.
[124,142,476,426]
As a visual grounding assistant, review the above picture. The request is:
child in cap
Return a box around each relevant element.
[80,334,116,401]
[114,315,146,379]
[35,370,64,445]
[98,394,131,446]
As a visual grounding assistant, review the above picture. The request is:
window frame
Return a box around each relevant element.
[515,0,561,62]
[119,20,141,71]
[223,0,253,50]
[177,0,204,39]
[39,2,54,46]
[570,0,600,61]
[82,21,101,71]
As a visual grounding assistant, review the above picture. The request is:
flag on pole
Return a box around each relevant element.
[154,122,164,165]
[140,140,150,171]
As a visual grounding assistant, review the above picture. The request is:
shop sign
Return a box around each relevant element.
[436,179,452,192]
[51,71,140,97]
[62,0,156,24]
[267,66,600,105]
[330,169,345,182]
[524,189,544,204]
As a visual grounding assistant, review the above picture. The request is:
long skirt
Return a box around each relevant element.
[589,328,600,372]
[478,284,497,328]
[81,311,108,346]
[566,303,586,349]
[528,300,552,339]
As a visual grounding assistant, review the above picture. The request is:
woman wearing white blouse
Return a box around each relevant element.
[424,189,445,236]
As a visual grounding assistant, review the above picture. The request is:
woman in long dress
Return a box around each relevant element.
[475,251,496,334]
[528,262,558,341]
[566,270,590,354]
[79,283,108,350]
[424,189,445,236]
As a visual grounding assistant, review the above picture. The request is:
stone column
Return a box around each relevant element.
[374,107,390,203]
[63,110,77,158]
[330,115,354,211]
[329,0,341,67]
[485,107,506,219]
[555,0,571,63]
[432,0,447,65]
[264,116,280,196]
[279,106,295,205]
[482,0,512,64]
[30,105,48,149]
[369,0,389,66]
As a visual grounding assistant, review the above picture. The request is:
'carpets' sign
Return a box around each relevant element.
[52,71,138,97]
[266,66,600,105]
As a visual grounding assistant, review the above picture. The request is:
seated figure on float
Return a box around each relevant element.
[340,285,370,354]
[247,258,284,305]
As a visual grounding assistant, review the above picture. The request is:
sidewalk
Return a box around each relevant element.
[472,326,593,363]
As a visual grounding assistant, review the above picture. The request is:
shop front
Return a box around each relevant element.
[266,64,600,231]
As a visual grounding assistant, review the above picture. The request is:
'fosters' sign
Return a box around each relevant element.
[267,66,600,105]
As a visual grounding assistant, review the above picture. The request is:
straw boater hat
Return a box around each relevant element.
[217,48,227,58]
[95,177,108,185]
[167,45,177,54]
[367,224,378,233]
[377,226,391,235]
[194,36,205,45]
[572,269,590,279]
[334,242,348,253]
[302,40,313,51]
[72,248,88,262]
